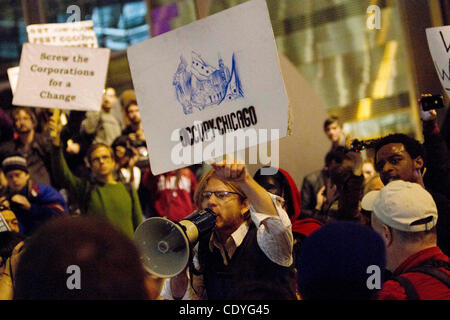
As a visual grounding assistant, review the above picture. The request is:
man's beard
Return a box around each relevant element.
[16,127,31,135]
[130,118,141,126]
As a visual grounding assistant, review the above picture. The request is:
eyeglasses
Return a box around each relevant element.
[201,191,242,201]
[90,155,112,164]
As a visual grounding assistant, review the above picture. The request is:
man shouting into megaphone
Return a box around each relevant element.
[160,160,297,300]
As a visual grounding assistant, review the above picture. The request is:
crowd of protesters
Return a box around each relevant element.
[0,87,448,300]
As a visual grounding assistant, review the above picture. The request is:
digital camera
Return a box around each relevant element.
[420,94,444,111]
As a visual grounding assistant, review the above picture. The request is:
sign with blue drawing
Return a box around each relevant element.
[128,0,289,175]
[174,52,243,114]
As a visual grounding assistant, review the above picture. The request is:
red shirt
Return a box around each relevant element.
[377,247,450,300]
[143,168,197,221]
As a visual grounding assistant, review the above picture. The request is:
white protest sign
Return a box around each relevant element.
[7,66,20,94]
[26,20,98,48]
[127,0,289,175]
[426,26,450,98]
[9,21,99,95]
[12,43,110,111]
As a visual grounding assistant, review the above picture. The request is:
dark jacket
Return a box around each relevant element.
[422,119,450,256]
[300,169,327,220]
[198,223,297,300]
[423,120,450,199]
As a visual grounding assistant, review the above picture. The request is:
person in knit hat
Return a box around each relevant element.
[0,153,67,236]
[296,221,386,300]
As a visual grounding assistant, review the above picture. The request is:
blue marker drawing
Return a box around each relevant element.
[173,52,244,114]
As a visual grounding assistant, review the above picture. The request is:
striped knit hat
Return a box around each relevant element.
[1,154,28,174]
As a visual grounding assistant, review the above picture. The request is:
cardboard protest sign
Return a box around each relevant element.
[128,0,289,175]
[9,21,99,96]
[12,43,110,111]
[26,20,98,48]
[426,26,450,98]
[7,66,20,94]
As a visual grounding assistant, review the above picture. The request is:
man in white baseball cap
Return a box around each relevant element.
[362,180,449,300]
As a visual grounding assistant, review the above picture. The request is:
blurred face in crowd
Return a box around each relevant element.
[102,88,117,112]
[114,145,127,159]
[254,174,289,212]
[114,145,130,167]
[201,176,249,236]
[254,175,283,198]
[362,162,376,182]
[13,109,34,134]
[324,121,343,144]
[5,169,30,193]
[1,210,19,233]
[327,158,343,176]
[375,143,423,186]
[127,103,141,125]
[89,146,116,178]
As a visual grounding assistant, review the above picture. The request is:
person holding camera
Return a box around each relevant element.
[419,94,450,199]
[160,160,297,300]
[111,135,141,190]
[122,100,149,169]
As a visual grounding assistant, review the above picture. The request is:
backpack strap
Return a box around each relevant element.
[393,260,450,299]
[406,261,450,288]
[393,275,420,300]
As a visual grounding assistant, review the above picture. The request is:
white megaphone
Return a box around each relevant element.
[134,208,217,278]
